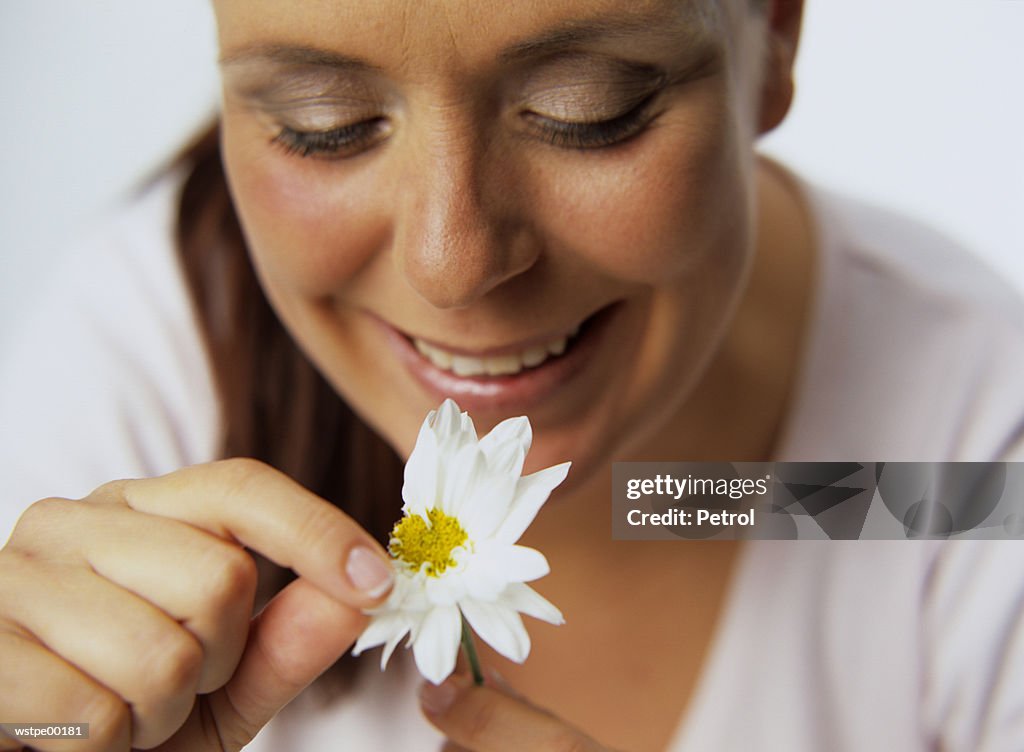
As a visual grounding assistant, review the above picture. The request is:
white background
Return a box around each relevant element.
[0,1,1022,350]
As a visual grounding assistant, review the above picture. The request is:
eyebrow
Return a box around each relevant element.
[219,8,714,72]
[498,12,714,64]
[219,44,379,72]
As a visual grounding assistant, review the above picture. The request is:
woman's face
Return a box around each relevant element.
[214,0,780,482]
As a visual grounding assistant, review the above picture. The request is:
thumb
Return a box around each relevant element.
[160,577,369,751]
[421,673,612,752]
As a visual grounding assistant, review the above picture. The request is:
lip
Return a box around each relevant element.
[376,305,618,414]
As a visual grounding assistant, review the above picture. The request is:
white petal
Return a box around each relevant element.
[494,462,571,544]
[479,416,531,476]
[352,611,410,659]
[459,470,517,539]
[478,541,550,582]
[441,443,486,517]
[412,604,462,685]
[379,571,428,612]
[461,600,531,663]
[435,401,477,455]
[432,399,465,443]
[461,552,513,601]
[459,411,478,443]
[402,423,439,515]
[503,582,565,625]
[379,634,401,668]
[407,612,424,643]
[381,611,424,669]
[424,568,468,606]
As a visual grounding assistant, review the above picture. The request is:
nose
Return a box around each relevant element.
[394,124,540,309]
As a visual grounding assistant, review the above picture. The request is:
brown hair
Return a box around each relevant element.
[174,122,404,686]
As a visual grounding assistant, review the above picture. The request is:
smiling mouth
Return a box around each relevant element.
[375,303,618,412]
[411,325,582,378]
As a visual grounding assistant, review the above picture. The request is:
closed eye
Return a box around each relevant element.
[523,91,660,150]
[271,117,390,159]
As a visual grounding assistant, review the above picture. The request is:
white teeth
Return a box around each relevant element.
[521,346,548,367]
[546,337,567,356]
[418,340,453,370]
[485,355,522,376]
[451,355,486,377]
[413,330,579,377]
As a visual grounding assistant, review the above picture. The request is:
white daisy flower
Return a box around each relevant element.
[353,399,570,685]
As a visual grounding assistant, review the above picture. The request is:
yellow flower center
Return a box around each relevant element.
[389,508,468,577]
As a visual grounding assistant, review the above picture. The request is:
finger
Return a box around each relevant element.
[0,625,131,752]
[0,729,20,751]
[420,675,607,752]
[8,499,255,694]
[94,459,394,606]
[0,552,200,749]
[163,576,368,751]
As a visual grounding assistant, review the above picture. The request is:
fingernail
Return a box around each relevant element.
[420,679,459,716]
[345,545,394,598]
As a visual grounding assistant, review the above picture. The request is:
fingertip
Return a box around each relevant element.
[418,669,601,751]
[419,673,471,717]
[483,666,516,694]
[344,544,395,601]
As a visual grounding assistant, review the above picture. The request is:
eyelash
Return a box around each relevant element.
[526,93,660,150]
[271,118,388,159]
[270,93,658,159]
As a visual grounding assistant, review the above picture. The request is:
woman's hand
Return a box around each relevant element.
[420,674,620,752]
[0,459,394,751]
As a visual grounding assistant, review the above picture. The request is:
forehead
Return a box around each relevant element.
[213,0,729,71]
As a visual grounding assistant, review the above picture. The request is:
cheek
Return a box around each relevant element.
[532,87,751,285]
[221,114,390,300]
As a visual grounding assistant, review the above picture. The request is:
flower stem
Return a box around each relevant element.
[460,616,485,686]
